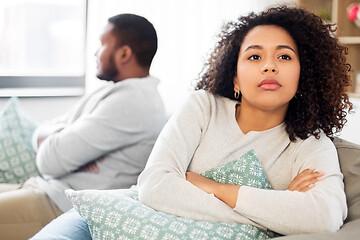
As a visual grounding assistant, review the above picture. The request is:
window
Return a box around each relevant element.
[0,0,87,96]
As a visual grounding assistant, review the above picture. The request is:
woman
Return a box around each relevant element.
[137,6,352,235]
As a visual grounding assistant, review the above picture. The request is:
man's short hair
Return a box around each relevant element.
[108,14,157,68]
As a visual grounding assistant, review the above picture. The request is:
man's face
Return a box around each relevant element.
[94,23,119,81]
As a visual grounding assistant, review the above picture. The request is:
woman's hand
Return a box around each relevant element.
[287,168,324,192]
[186,172,240,208]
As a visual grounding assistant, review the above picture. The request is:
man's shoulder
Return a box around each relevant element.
[88,77,163,113]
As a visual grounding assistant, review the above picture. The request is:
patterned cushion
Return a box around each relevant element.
[0,97,39,183]
[66,150,280,240]
[200,149,272,189]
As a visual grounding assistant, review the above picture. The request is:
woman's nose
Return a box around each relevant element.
[262,63,278,74]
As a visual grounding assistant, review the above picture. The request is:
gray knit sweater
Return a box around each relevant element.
[138,90,347,235]
[35,76,166,211]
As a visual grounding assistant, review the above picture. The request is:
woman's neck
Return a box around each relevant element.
[236,101,288,134]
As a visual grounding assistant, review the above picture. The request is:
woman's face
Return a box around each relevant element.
[234,25,300,113]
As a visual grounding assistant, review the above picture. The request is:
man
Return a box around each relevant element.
[0,13,166,240]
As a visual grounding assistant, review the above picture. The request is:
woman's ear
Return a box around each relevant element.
[115,45,133,65]
[233,76,240,92]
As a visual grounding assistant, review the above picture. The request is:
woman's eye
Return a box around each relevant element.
[279,55,291,60]
[248,55,260,60]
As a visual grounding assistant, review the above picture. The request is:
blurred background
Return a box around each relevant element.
[0,0,359,144]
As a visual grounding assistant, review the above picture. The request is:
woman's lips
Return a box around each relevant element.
[258,79,281,90]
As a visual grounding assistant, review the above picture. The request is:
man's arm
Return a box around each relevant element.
[31,97,83,152]
[36,87,147,178]
[37,124,64,147]
[31,123,65,152]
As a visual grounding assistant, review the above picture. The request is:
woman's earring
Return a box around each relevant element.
[234,90,240,99]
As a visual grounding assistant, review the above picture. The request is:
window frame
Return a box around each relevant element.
[0,0,88,97]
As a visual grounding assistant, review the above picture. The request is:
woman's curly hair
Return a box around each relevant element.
[196,6,353,141]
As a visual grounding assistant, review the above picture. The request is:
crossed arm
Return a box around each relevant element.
[186,168,325,208]
[35,88,147,177]
[35,120,104,173]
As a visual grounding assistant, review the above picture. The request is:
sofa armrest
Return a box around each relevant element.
[273,218,360,240]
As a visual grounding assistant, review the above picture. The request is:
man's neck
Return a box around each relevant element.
[113,67,149,83]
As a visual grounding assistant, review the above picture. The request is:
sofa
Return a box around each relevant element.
[274,137,360,240]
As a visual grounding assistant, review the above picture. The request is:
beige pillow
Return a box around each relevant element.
[333,138,360,223]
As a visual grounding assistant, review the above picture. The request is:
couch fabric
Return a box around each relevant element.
[275,137,360,239]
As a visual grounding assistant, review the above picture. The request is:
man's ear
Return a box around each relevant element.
[115,45,133,65]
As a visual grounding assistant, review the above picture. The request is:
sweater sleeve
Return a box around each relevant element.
[31,92,93,152]
[234,135,347,235]
[138,91,259,226]
[36,86,147,178]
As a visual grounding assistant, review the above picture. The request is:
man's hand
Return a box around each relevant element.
[77,158,104,173]
[287,168,324,192]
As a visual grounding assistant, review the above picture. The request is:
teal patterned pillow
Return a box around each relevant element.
[67,150,280,240]
[201,149,271,189]
[0,97,39,183]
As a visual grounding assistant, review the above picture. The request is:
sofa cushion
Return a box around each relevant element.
[0,97,39,184]
[333,138,360,223]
